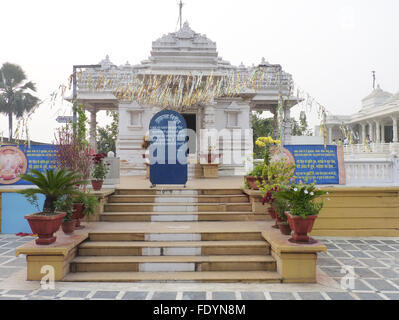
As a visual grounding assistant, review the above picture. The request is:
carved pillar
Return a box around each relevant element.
[381,124,385,143]
[393,117,398,143]
[282,107,292,143]
[375,121,381,144]
[89,108,97,152]
[328,126,333,144]
[361,123,366,144]
[368,121,373,142]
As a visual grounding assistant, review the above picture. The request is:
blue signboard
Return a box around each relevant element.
[283,145,345,185]
[149,110,188,186]
[0,144,57,185]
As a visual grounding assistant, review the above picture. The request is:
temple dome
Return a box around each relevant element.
[144,21,233,74]
[361,85,392,109]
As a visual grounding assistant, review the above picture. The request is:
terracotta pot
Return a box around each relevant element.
[73,203,85,228]
[285,212,318,243]
[91,180,103,191]
[278,222,292,236]
[268,206,277,219]
[25,212,66,245]
[62,219,76,235]
[245,176,265,190]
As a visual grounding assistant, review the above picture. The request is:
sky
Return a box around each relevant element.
[1,0,398,143]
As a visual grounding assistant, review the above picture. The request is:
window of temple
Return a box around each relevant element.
[128,110,143,128]
[226,111,239,128]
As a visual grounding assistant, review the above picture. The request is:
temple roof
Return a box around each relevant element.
[361,85,392,109]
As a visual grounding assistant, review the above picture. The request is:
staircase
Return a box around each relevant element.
[63,189,281,282]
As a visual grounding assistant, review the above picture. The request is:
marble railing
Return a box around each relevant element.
[344,158,397,185]
[344,143,399,154]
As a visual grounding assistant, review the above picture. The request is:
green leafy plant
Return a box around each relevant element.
[55,196,74,222]
[247,164,264,177]
[261,159,295,185]
[74,191,99,217]
[272,197,290,221]
[274,182,328,219]
[18,169,86,215]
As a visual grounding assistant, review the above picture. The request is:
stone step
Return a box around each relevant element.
[89,232,264,242]
[70,255,276,272]
[115,189,245,196]
[103,203,252,213]
[108,194,249,204]
[63,271,282,283]
[78,240,270,256]
[100,211,267,222]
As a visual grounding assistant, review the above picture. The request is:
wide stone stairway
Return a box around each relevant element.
[63,188,282,282]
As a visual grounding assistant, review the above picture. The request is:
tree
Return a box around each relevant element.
[0,63,39,139]
[97,111,119,155]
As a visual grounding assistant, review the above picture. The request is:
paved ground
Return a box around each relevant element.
[0,234,399,300]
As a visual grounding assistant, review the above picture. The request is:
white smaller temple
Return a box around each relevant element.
[317,84,399,155]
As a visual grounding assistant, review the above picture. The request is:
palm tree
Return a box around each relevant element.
[0,63,39,140]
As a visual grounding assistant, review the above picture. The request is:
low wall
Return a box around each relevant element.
[313,187,399,237]
[0,189,114,234]
[0,190,44,234]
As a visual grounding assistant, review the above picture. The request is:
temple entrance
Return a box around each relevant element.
[182,113,197,154]
[149,110,188,187]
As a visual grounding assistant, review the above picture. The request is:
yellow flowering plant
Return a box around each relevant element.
[255,136,281,166]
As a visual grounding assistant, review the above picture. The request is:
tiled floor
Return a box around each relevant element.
[1,234,399,300]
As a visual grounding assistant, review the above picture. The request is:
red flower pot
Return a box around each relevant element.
[72,203,85,229]
[278,222,292,236]
[91,180,103,191]
[268,206,280,229]
[268,206,277,219]
[285,213,318,243]
[245,176,265,190]
[62,220,76,235]
[25,212,66,245]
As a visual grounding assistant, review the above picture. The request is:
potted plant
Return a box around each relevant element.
[259,159,296,227]
[72,191,87,229]
[274,182,328,243]
[81,192,100,219]
[272,196,291,236]
[261,185,280,228]
[91,153,110,191]
[18,169,85,245]
[245,136,282,190]
[55,196,75,235]
[244,164,265,190]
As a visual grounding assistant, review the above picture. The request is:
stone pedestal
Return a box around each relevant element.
[243,189,268,214]
[262,229,327,283]
[201,164,219,178]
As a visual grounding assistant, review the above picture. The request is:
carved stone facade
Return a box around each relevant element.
[72,22,299,176]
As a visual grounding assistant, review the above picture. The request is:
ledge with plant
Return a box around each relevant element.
[273,181,328,243]
[18,169,86,245]
[91,153,110,191]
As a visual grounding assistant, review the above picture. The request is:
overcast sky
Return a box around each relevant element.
[1,0,398,143]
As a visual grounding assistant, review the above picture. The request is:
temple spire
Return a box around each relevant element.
[178,0,184,29]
